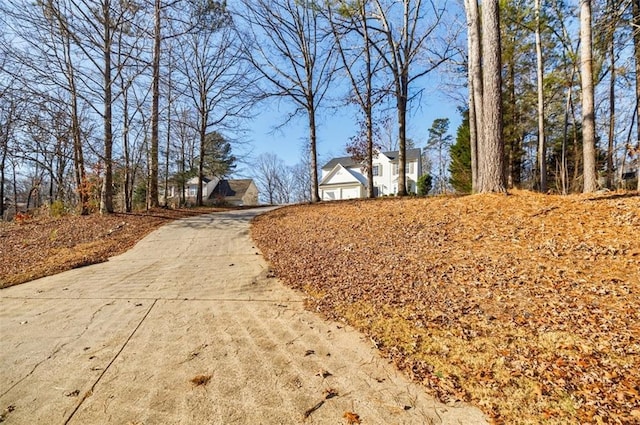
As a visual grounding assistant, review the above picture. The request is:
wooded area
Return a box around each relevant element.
[1,0,638,218]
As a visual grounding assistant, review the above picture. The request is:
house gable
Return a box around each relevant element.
[209,179,259,206]
[319,164,366,186]
[320,148,423,199]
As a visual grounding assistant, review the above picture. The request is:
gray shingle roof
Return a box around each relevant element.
[209,179,254,201]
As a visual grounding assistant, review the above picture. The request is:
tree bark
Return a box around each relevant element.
[478,0,506,193]
[100,0,114,213]
[197,108,207,207]
[633,0,640,191]
[309,105,320,203]
[606,25,615,189]
[149,0,161,208]
[580,0,598,193]
[464,0,483,193]
[0,128,7,218]
[397,82,407,196]
[535,0,547,192]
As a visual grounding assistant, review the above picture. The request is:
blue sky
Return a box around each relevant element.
[244,80,465,169]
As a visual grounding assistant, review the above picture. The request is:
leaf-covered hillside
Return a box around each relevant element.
[251,191,640,424]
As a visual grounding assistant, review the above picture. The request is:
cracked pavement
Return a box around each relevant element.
[0,208,488,424]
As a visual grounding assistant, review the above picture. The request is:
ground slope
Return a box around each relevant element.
[251,190,640,424]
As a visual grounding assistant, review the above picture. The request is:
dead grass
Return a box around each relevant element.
[251,190,640,424]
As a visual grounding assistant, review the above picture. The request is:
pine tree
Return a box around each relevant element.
[449,110,472,193]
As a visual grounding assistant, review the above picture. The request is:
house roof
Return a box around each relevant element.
[209,179,255,201]
[319,164,367,187]
[321,155,359,170]
[381,148,422,162]
[186,176,215,185]
[321,148,421,169]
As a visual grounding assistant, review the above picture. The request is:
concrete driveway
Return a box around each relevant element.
[0,208,488,424]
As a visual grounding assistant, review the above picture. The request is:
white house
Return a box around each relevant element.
[165,176,220,201]
[319,149,422,201]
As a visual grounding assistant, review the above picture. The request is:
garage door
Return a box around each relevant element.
[341,187,360,199]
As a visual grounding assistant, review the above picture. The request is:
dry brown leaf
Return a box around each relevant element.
[251,191,640,424]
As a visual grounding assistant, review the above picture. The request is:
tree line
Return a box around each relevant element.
[1,0,638,218]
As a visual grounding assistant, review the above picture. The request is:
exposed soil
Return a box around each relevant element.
[251,190,640,424]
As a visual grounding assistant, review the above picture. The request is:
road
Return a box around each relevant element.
[0,208,488,424]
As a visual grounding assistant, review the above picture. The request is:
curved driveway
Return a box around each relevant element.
[0,208,488,424]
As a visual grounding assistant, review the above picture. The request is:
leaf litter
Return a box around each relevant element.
[0,207,239,288]
[251,190,640,425]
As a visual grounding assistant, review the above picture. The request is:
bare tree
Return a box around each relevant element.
[253,152,286,204]
[463,0,482,193]
[177,7,250,206]
[238,0,336,203]
[0,78,21,218]
[170,106,198,206]
[327,0,385,198]
[534,0,547,192]
[632,0,640,191]
[368,0,455,196]
[1,0,96,213]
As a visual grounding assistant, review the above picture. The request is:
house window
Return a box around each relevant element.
[372,165,380,176]
[407,162,415,174]
[188,187,196,197]
[392,164,399,175]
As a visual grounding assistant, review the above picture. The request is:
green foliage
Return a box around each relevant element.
[202,132,236,178]
[427,118,452,148]
[50,200,66,217]
[133,183,147,210]
[417,173,432,196]
[191,0,232,30]
[448,110,472,194]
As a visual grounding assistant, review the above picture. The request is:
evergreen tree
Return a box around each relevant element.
[449,110,472,193]
[417,174,432,196]
[426,118,453,194]
[201,132,236,178]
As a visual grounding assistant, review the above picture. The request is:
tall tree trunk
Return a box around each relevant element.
[397,82,407,196]
[562,68,576,195]
[123,84,132,212]
[506,57,518,188]
[0,134,6,218]
[478,0,506,193]
[633,0,640,191]
[366,105,374,198]
[535,0,547,192]
[149,0,161,208]
[464,0,483,193]
[309,105,319,203]
[606,29,615,189]
[467,82,478,193]
[60,14,89,215]
[580,0,598,192]
[164,58,172,207]
[197,111,206,207]
[363,6,374,199]
[100,0,114,213]
[571,95,581,190]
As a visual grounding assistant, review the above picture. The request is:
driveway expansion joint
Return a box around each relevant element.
[62,299,158,425]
